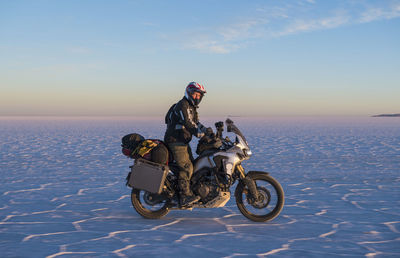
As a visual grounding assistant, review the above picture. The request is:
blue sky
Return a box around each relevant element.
[1,0,399,116]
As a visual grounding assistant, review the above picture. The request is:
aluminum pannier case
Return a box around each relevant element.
[128,158,169,194]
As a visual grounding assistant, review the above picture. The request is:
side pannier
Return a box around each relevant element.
[127,158,169,194]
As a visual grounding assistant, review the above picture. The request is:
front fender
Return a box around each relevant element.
[235,171,272,202]
[247,171,269,177]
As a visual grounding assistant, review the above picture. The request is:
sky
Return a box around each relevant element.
[0,0,399,117]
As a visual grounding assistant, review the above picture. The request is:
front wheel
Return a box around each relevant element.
[235,172,284,222]
[130,188,170,219]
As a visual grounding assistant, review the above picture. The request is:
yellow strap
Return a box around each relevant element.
[135,140,158,156]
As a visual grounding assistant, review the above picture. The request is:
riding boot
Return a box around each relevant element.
[178,179,200,206]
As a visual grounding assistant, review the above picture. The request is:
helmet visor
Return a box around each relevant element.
[193,93,203,105]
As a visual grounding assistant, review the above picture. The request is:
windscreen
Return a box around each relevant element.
[226,119,248,146]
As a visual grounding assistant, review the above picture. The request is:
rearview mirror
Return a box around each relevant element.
[226,118,234,132]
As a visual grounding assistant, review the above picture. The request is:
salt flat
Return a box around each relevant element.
[0,117,399,257]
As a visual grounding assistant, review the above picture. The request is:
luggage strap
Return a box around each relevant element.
[133,140,159,157]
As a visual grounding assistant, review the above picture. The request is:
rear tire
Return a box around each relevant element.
[235,173,284,222]
[130,188,170,219]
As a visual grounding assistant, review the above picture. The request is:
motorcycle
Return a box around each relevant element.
[126,119,284,222]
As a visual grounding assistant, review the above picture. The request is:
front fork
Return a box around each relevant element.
[236,164,259,203]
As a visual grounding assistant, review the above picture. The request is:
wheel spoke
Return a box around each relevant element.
[235,173,284,222]
[131,189,170,219]
[242,180,278,215]
[139,191,167,211]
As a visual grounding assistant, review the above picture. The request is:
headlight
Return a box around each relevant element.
[243,149,252,157]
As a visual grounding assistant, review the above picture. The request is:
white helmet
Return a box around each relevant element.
[184,82,206,106]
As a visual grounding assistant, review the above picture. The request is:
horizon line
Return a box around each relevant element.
[0,114,393,120]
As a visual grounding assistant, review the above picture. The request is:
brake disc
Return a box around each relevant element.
[247,186,271,209]
[143,192,165,206]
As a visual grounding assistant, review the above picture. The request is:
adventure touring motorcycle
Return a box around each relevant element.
[123,119,284,222]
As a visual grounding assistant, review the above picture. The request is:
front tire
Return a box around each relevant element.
[130,188,170,219]
[235,172,284,222]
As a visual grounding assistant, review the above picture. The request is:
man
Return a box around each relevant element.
[164,82,208,206]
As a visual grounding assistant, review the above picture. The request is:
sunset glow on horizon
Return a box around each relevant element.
[1,0,399,117]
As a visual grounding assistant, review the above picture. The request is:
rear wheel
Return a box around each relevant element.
[235,172,284,222]
[131,188,170,219]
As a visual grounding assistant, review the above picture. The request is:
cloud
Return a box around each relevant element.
[184,39,239,54]
[181,7,286,54]
[182,19,264,54]
[358,3,400,23]
[141,21,159,27]
[275,14,350,37]
[181,1,400,54]
[218,19,266,41]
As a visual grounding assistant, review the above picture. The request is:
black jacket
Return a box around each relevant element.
[164,97,206,144]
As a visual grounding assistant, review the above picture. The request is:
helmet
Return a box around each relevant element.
[184,82,206,106]
[121,133,144,150]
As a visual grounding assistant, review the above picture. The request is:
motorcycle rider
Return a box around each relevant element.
[164,82,208,206]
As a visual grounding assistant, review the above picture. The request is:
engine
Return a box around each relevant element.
[192,169,221,203]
